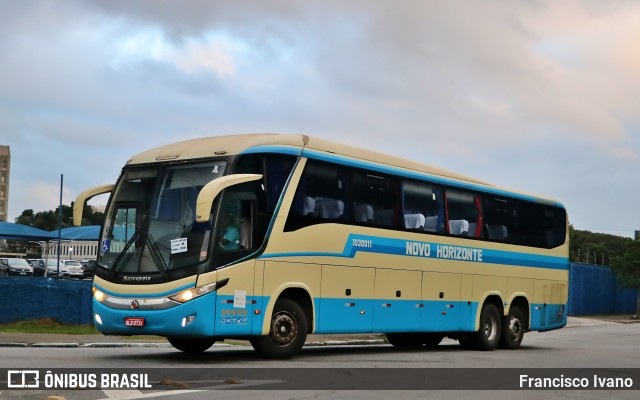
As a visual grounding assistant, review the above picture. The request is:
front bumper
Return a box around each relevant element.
[93,291,217,337]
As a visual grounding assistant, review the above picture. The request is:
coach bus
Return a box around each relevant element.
[74,134,568,359]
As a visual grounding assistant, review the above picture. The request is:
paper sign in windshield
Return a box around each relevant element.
[170,238,188,254]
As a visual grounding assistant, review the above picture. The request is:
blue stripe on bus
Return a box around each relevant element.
[93,282,195,299]
[241,145,304,156]
[261,233,568,270]
[241,144,563,207]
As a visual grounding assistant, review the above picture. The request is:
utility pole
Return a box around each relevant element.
[56,174,63,278]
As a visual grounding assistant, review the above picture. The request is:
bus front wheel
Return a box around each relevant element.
[167,337,216,353]
[251,298,308,359]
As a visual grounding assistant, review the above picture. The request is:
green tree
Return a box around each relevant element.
[617,239,640,319]
[569,225,627,266]
[14,209,36,226]
[13,204,105,230]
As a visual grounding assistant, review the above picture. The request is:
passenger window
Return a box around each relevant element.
[446,190,482,237]
[482,197,514,243]
[285,160,347,231]
[351,170,398,228]
[495,198,567,248]
[402,181,444,233]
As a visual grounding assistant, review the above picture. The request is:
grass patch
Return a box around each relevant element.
[0,318,98,335]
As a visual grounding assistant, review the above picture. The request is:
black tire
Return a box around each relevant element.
[465,303,502,351]
[167,337,216,353]
[499,306,525,349]
[251,298,307,359]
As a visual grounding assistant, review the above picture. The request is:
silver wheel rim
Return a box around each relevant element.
[484,314,498,341]
[271,311,297,346]
[507,316,522,342]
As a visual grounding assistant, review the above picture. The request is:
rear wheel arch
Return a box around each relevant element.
[507,296,530,331]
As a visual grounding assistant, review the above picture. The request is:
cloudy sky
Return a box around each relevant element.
[1,0,638,237]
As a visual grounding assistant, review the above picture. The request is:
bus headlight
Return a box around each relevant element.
[170,281,223,303]
[93,287,105,302]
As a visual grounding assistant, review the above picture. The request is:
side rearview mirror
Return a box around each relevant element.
[195,174,262,223]
[73,184,115,226]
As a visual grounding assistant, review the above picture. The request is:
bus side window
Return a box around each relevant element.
[446,189,482,238]
[483,197,513,242]
[351,170,398,228]
[402,180,444,233]
[285,160,347,231]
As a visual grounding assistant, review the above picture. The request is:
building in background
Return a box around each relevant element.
[47,240,98,261]
[0,145,10,222]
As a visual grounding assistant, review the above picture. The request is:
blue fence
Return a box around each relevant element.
[569,263,638,316]
[0,264,637,324]
[0,277,93,324]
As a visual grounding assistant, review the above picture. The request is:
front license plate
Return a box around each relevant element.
[124,317,145,327]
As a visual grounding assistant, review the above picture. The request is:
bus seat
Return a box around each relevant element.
[448,219,469,235]
[315,197,344,219]
[468,222,477,237]
[354,203,374,223]
[303,196,316,216]
[486,224,508,241]
[424,216,438,232]
[404,213,425,229]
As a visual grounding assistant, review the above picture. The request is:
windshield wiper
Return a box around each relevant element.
[112,230,140,273]
[146,232,169,273]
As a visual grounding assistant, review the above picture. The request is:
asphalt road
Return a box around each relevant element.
[0,318,639,400]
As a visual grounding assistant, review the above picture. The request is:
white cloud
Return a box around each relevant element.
[0,0,639,236]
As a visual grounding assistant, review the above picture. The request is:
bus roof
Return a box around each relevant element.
[126,133,561,206]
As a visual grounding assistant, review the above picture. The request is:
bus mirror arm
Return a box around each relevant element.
[73,184,115,226]
[195,174,263,223]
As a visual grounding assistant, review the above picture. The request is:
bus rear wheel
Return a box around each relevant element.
[251,298,307,359]
[167,337,216,353]
[461,303,501,351]
[499,306,525,349]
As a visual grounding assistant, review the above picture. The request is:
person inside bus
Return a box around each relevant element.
[239,202,252,249]
[219,213,240,250]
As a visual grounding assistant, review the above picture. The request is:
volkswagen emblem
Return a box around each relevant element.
[131,300,140,310]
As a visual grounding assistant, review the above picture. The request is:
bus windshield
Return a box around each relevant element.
[99,161,227,277]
